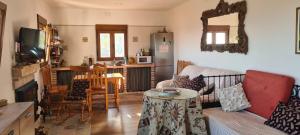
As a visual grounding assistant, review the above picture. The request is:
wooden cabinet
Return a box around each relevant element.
[1,121,20,135]
[0,102,34,135]
[19,105,34,135]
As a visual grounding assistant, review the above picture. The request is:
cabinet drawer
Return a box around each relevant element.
[19,105,34,135]
[1,120,20,135]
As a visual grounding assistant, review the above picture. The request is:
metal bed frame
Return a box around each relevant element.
[201,74,300,109]
[201,74,245,109]
[292,85,300,98]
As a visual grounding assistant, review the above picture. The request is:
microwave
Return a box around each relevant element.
[137,56,152,64]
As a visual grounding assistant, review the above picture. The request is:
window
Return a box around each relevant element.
[96,25,128,61]
[206,25,229,45]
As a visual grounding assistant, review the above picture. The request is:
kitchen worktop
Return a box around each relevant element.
[52,64,155,71]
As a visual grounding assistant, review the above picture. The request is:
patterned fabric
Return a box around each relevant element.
[288,97,300,111]
[264,102,300,135]
[172,75,190,88]
[185,75,206,92]
[217,83,251,112]
[137,89,207,135]
[65,80,89,101]
[172,75,206,92]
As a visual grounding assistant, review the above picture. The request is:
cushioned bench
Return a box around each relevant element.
[203,108,286,135]
[203,70,295,135]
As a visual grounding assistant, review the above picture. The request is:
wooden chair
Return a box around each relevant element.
[176,60,192,75]
[65,66,90,121]
[87,65,109,112]
[41,65,68,120]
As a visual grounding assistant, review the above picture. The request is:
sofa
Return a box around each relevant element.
[156,66,296,135]
[156,65,242,104]
[157,65,241,88]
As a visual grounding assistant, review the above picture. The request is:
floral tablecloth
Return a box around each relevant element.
[137,88,207,135]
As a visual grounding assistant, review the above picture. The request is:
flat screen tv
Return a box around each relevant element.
[18,27,46,63]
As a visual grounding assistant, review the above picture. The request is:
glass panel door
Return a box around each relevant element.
[100,33,111,58]
[114,33,125,57]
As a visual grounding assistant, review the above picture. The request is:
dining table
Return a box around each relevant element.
[74,72,124,108]
[137,88,207,135]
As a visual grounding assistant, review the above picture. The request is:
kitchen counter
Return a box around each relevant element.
[52,64,155,71]
[51,64,156,92]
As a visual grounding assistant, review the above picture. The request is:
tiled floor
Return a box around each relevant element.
[43,93,144,135]
[41,114,91,135]
[91,93,143,135]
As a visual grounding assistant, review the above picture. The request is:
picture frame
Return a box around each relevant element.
[0,2,6,64]
[296,7,300,54]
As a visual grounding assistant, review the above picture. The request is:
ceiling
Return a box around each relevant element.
[45,0,186,10]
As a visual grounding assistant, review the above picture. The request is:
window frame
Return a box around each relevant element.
[207,25,230,45]
[96,25,128,61]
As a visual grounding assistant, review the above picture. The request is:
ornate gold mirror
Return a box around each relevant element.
[201,0,248,54]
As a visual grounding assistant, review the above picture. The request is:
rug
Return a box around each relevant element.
[41,114,91,135]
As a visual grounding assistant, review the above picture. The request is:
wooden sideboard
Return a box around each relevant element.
[0,102,34,135]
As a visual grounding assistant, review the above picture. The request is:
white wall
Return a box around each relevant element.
[52,8,167,65]
[56,25,163,65]
[0,0,54,103]
[167,0,300,84]
[52,8,167,26]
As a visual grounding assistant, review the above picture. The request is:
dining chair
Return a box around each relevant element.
[65,66,90,121]
[87,65,109,112]
[41,65,68,121]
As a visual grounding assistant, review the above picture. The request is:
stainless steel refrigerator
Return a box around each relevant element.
[150,32,174,84]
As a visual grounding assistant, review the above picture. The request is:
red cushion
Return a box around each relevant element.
[242,70,294,119]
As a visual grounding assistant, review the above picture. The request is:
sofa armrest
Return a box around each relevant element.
[156,80,174,89]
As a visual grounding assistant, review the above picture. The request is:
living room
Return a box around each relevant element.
[0,0,299,135]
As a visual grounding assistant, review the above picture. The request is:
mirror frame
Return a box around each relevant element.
[201,0,248,54]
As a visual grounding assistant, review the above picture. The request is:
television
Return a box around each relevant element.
[18,27,46,63]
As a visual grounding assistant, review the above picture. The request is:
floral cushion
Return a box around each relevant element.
[65,80,89,101]
[185,75,206,92]
[173,75,206,92]
[288,97,300,111]
[173,75,190,88]
[264,102,300,135]
[217,83,251,112]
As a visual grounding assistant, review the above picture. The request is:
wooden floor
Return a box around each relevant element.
[91,93,143,135]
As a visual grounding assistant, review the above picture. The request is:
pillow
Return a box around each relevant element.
[172,74,190,88]
[288,97,300,111]
[217,83,251,112]
[185,75,206,91]
[264,103,300,135]
[243,70,295,119]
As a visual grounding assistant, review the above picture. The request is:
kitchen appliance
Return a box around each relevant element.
[150,31,174,84]
[137,56,152,64]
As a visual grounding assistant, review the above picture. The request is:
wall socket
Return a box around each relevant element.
[132,36,138,42]
[82,37,88,42]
